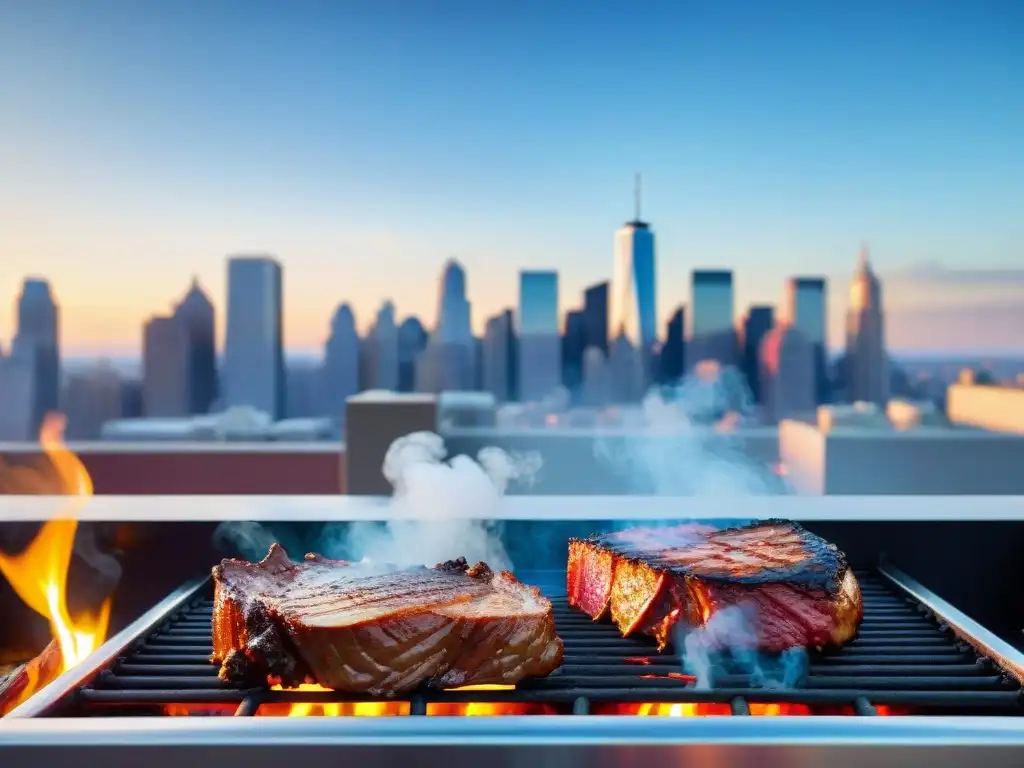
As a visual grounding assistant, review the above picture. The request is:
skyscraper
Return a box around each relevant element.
[562,309,586,394]
[690,269,736,368]
[741,305,775,404]
[397,316,427,392]
[759,323,816,424]
[173,277,218,414]
[320,303,360,420]
[582,281,609,356]
[417,259,475,392]
[482,309,515,402]
[660,305,686,384]
[223,255,285,419]
[609,175,657,389]
[581,346,611,406]
[0,351,34,441]
[142,315,191,417]
[367,300,399,390]
[64,361,123,440]
[784,277,829,404]
[12,278,60,436]
[845,248,888,405]
[518,269,560,402]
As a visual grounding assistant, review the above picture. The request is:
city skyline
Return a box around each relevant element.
[2,254,1024,360]
[1,1,1022,355]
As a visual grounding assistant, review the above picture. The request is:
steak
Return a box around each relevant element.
[567,520,862,652]
[212,544,564,696]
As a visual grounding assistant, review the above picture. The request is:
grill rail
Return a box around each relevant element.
[12,566,1021,719]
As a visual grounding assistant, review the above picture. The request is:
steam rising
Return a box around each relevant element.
[680,605,808,690]
[598,363,805,690]
[596,362,780,500]
[318,431,542,571]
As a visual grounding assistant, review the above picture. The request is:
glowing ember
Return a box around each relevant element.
[0,414,111,678]
[748,703,812,716]
[263,682,548,717]
[634,702,732,716]
[639,672,697,682]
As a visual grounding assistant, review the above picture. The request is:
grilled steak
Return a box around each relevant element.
[212,544,564,696]
[567,520,862,652]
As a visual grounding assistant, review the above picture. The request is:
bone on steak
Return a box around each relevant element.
[567,519,863,652]
[212,544,564,696]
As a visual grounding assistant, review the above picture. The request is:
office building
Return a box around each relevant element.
[660,305,686,384]
[780,410,1024,495]
[320,303,360,421]
[172,277,218,414]
[64,361,123,440]
[562,309,586,393]
[784,277,829,403]
[518,269,560,401]
[947,379,1024,435]
[0,352,34,441]
[845,248,887,405]
[223,255,286,418]
[418,260,475,392]
[741,305,774,403]
[759,323,816,424]
[367,301,399,390]
[690,269,735,368]
[11,278,60,436]
[142,315,191,417]
[583,281,609,356]
[482,309,515,402]
[397,316,428,393]
[609,176,657,388]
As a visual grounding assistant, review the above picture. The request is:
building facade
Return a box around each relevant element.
[223,255,286,419]
[690,269,735,368]
[518,270,560,402]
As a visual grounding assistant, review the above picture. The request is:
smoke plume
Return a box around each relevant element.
[680,605,808,690]
[317,431,542,571]
[596,363,805,689]
[596,362,781,502]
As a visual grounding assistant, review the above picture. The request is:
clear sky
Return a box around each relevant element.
[1,0,1022,356]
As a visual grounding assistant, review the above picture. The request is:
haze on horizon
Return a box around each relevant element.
[1,0,1021,356]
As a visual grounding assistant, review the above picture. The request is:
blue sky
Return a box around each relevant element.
[1,0,1022,354]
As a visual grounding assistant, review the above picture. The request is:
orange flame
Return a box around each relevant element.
[265,683,538,717]
[0,414,111,674]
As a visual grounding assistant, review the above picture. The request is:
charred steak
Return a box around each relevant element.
[567,520,862,652]
[212,544,564,696]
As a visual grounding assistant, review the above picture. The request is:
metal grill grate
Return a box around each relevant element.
[72,570,1024,717]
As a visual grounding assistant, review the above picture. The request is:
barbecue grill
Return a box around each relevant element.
[3,501,1024,767]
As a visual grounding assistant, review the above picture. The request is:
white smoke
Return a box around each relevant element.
[596,362,779,500]
[320,431,541,571]
[595,363,805,689]
[679,605,808,690]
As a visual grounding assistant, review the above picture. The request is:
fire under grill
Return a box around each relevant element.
[14,565,1024,719]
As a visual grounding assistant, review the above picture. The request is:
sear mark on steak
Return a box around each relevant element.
[567,519,864,653]
[212,544,563,697]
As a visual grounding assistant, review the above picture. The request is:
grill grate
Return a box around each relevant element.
[71,570,1024,717]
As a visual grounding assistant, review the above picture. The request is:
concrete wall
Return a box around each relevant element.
[947,383,1024,435]
[445,428,781,495]
[778,420,827,495]
[345,393,439,494]
[0,443,346,494]
[780,421,1024,495]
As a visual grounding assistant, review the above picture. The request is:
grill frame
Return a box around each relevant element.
[7,565,1024,719]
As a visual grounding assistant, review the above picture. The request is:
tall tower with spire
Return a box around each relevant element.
[608,173,657,401]
[845,246,887,405]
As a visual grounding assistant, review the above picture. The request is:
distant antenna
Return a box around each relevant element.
[858,241,871,268]
[634,172,643,222]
